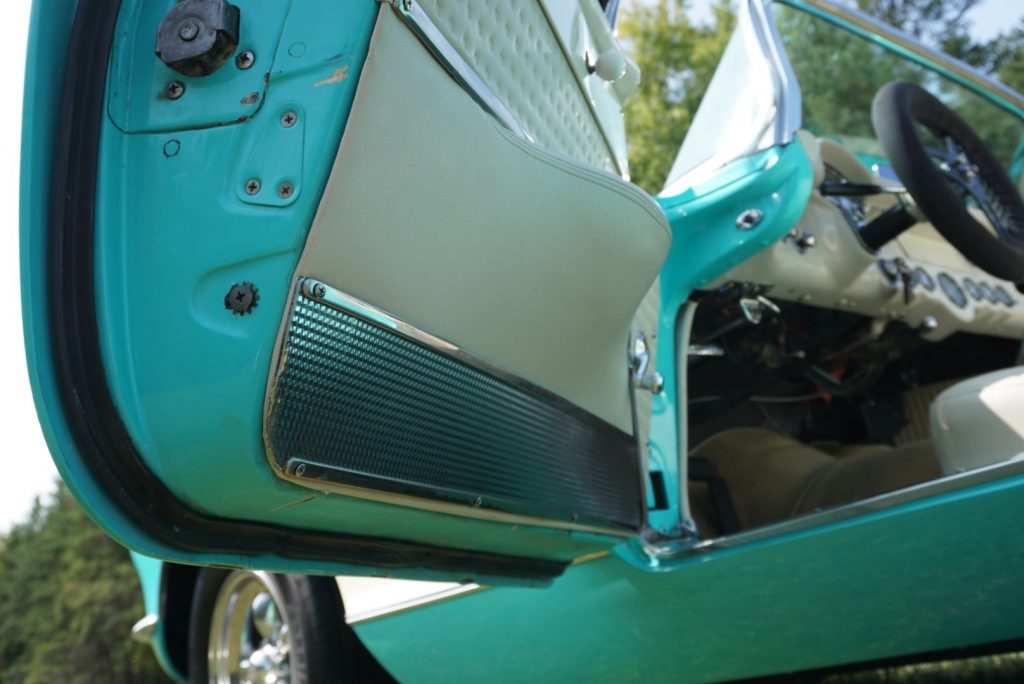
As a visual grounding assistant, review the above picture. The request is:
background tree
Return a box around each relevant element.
[0,483,171,684]
[855,0,980,44]
[986,22,1024,93]
[620,0,735,193]
[620,0,1024,192]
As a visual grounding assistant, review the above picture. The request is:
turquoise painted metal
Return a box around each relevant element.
[353,469,1024,683]
[20,0,153,572]
[645,144,815,536]
[23,0,451,576]
[24,0,615,576]
[129,552,185,683]
[26,0,1024,680]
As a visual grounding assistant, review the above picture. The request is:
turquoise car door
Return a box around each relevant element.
[22,0,670,583]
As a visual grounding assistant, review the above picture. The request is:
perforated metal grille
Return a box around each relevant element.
[265,288,642,532]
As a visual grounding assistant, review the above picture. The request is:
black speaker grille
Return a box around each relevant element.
[265,285,643,532]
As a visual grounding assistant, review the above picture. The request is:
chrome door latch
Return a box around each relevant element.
[738,294,780,324]
[631,332,664,395]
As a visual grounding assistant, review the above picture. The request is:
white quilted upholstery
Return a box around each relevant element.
[418,0,617,173]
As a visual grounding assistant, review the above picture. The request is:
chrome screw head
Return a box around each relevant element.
[280,111,297,128]
[311,284,326,298]
[277,181,295,199]
[295,463,307,476]
[235,50,255,70]
[244,179,261,195]
[178,20,200,41]
[165,80,185,100]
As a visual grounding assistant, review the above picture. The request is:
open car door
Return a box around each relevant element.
[21,0,669,584]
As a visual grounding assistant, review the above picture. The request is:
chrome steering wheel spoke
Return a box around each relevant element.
[926,135,1010,240]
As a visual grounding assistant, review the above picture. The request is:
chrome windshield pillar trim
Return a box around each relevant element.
[660,0,801,194]
[652,458,1024,562]
[385,0,534,143]
[753,0,801,144]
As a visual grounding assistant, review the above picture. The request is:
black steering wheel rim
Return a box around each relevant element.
[871,80,1024,282]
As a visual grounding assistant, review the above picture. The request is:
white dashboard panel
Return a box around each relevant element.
[716,135,1024,342]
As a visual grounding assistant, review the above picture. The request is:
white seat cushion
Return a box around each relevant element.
[930,367,1024,474]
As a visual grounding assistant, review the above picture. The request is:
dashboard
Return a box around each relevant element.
[717,132,1024,342]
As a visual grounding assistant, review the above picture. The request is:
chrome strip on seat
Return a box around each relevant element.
[382,0,534,142]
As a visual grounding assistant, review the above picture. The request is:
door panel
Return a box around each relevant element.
[24,0,666,581]
[266,7,669,533]
[293,9,668,435]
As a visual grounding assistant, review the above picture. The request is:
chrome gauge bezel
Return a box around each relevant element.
[937,272,968,308]
[912,266,935,291]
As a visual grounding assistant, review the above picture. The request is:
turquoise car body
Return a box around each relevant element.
[22,0,1024,680]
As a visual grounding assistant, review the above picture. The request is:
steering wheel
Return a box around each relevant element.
[871,80,1024,282]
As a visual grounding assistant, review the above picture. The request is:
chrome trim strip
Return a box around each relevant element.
[627,335,651,532]
[776,0,1024,114]
[298,279,628,427]
[346,583,486,625]
[389,0,534,142]
[261,277,639,539]
[280,458,634,538]
[130,614,158,645]
[651,457,1024,561]
[535,0,629,177]
[754,0,801,143]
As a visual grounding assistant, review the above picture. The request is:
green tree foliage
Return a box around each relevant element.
[987,21,1024,94]
[855,0,979,43]
[620,0,736,193]
[0,483,172,684]
[620,0,1024,191]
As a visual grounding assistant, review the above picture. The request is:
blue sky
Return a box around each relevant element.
[960,0,1024,41]
[663,0,1024,41]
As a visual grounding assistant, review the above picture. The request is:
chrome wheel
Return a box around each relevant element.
[208,571,292,684]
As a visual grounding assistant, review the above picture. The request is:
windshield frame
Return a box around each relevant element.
[776,0,1024,121]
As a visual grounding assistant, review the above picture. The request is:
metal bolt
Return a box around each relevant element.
[735,208,764,230]
[401,0,413,10]
[277,181,295,199]
[473,497,483,508]
[295,463,307,477]
[244,178,261,195]
[178,19,200,41]
[235,50,255,70]
[312,283,326,298]
[224,282,259,315]
[165,80,185,100]
[280,111,298,128]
